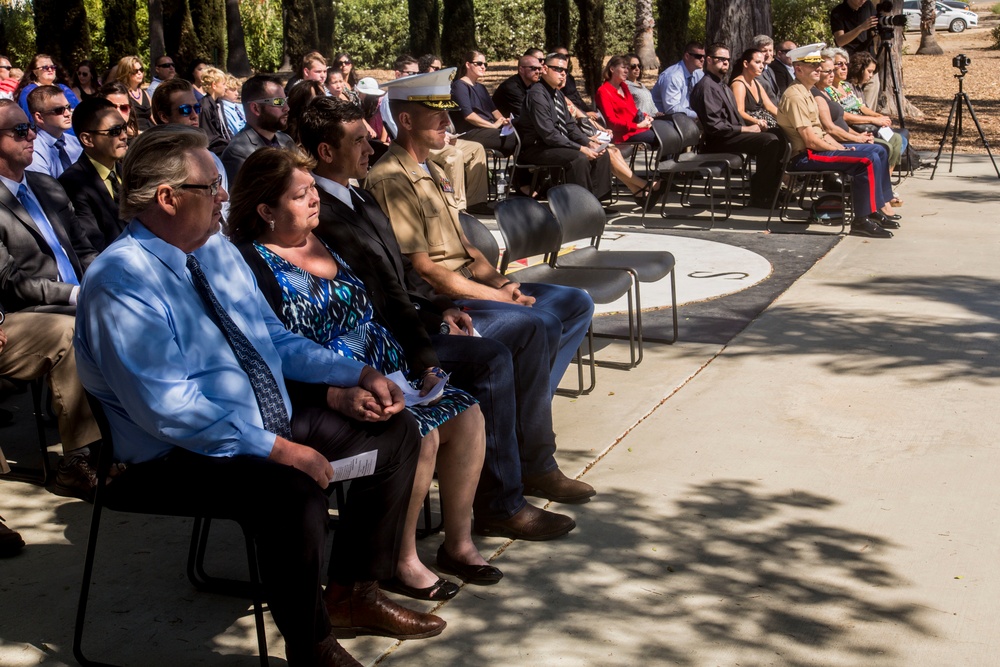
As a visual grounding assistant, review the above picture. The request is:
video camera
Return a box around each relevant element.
[874,1,907,40]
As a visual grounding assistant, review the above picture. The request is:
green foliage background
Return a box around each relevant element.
[1,0,840,74]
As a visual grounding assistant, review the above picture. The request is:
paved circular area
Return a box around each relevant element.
[498,231,773,314]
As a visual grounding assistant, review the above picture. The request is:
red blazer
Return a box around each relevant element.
[596,80,643,142]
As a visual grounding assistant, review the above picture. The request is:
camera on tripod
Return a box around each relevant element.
[874,1,907,39]
[953,53,972,72]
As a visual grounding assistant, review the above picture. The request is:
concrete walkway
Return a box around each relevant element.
[2,156,999,666]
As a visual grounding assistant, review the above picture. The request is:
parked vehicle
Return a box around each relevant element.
[902,0,979,32]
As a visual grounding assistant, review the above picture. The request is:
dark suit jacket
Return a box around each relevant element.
[199,95,231,157]
[770,61,794,100]
[516,81,590,153]
[562,72,592,113]
[221,127,296,184]
[58,155,125,252]
[0,172,97,311]
[690,73,744,142]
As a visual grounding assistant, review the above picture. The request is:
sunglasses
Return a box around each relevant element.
[133,67,144,74]
[687,52,706,60]
[471,61,487,68]
[176,103,202,116]
[522,65,542,72]
[336,60,352,66]
[628,64,641,69]
[110,102,131,113]
[426,65,440,71]
[834,62,848,68]
[179,174,223,197]
[547,65,567,73]
[86,123,127,137]
[44,104,72,116]
[77,70,91,77]
[0,65,11,71]
[819,69,835,75]
[157,62,176,68]
[0,122,37,138]
[251,97,287,107]
[709,56,730,63]
[35,65,57,72]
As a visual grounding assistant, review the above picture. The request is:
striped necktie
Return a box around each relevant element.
[553,90,569,136]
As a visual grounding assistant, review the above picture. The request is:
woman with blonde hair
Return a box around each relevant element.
[114,55,151,131]
[197,66,233,154]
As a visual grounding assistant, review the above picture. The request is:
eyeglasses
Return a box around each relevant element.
[176,103,202,116]
[133,67,144,74]
[336,60,352,66]
[687,52,706,60]
[157,62,175,69]
[709,56,730,63]
[426,65,440,71]
[547,65,567,73]
[819,69,835,75]
[35,65,57,72]
[44,105,72,116]
[0,123,37,138]
[110,102,131,113]
[251,97,287,107]
[834,62,848,68]
[471,61,487,68]
[628,64,641,69]
[179,175,223,197]
[77,70,91,77]
[0,65,11,71]
[85,123,127,137]
[400,70,419,76]
[522,65,542,72]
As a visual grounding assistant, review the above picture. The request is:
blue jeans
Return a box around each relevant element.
[458,282,594,396]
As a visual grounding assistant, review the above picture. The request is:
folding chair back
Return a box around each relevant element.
[459,212,501,269]
[547,183,607,247]
[493,198,563,273]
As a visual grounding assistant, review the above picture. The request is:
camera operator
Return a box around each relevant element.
[830,0,881,110]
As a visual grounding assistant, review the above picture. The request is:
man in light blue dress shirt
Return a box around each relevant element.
[74,126,445,666]
[25,86,82,178]
[651,41,707,118]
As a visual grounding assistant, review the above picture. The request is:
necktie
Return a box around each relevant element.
[686,74,695,95]
[107,169,120,201]
[553,91,568,136]
[54,136,72,174]
[16,184,79,285]
[186,254,291,439]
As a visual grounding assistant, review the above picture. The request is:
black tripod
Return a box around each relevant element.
[930,68,1000,180]
[875,37,906,129]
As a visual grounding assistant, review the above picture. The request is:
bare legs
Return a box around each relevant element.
[607,145,652,196]
[395,405,488,589]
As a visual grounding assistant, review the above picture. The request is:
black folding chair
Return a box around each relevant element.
[74,394,270,667]
[766,142,853,235]
[548,184,679,354]
[0,376,51,485]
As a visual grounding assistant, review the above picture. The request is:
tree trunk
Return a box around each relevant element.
[545,0,571,50]
[35,0,91,69]
[104,0,140,66]
[190,0,226,65]
[705,0,772,59]
[573,0,606,101]
[656,0,689,69]
[225,0,252,75]
[315,0,336,60]
[877,6,924,122]
[148,0,166,64]
[442,0,477,66]
[162,0,203,75]
[408,0,440,56]
[283,0,320,72]
[916,0,943,55]
[633,0,658,70]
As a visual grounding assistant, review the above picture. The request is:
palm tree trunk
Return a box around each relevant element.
[916,0,944,55]
[633,0,658,70]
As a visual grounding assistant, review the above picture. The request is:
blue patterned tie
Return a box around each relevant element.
[54,136,73,174]
[186,254,291,438]
[16,184,79,285]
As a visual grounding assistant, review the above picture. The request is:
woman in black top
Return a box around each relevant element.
[450,50,515,155]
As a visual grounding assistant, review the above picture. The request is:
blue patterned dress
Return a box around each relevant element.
[256,241,476,436]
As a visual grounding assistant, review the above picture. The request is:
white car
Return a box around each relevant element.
[902,0,979,32]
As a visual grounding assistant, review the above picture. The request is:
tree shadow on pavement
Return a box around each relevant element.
[386,480,929,666]
[727,275,1000,382]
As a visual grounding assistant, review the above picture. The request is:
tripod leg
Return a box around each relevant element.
[949,96,963,173]
[961,93,1000,179]
[931,95,960,180]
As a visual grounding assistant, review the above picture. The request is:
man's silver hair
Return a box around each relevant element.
[120,125,209,220]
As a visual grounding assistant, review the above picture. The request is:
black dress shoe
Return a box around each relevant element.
[436,545,503,585]
[850,218,893,238]
[473,503,576,541]
[822,174,844,191]
[380,576,460,600]
[0,515,25,557]
[870,212,900,229]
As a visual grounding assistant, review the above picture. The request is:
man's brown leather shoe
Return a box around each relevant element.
[474,503,576,540]
[325,581,446,640]
[317,634,363,667]
[523,468,596,504]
